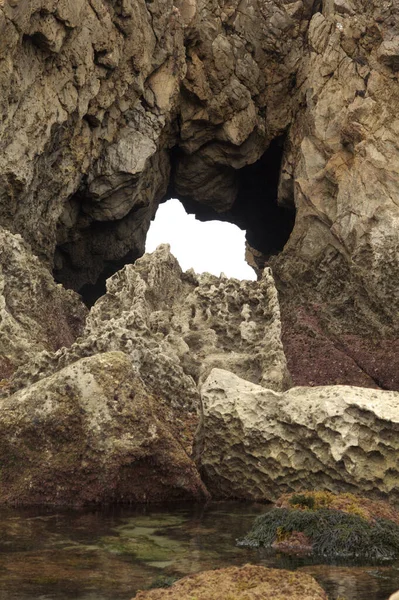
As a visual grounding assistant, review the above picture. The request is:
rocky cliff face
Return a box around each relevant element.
[0,0,398,505]
[0,0,397,388]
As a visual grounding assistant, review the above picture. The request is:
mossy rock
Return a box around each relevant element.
[279,491,399,524]
[133,565,328,599]
[240,491,399,562]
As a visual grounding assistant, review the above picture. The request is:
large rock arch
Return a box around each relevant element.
[0,0,398,388]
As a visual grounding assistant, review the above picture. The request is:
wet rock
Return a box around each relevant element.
[0,351,208,505]
[195,368,399,501]
[241,491,399,561]
[0,227,87,380]
[133,564,328,600]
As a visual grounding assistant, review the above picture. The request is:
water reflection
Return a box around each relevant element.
[0,503,397,600]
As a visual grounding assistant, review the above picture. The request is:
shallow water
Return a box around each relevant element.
[0,502,398,600]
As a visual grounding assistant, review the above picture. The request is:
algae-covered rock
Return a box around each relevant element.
[132,564,328,599]
[0,351,208,505]
[240,491,399,561]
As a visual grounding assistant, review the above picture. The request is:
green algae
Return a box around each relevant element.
[98,514,189,565]
[240,508,399,561]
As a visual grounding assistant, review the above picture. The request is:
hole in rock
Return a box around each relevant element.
[312,0,323,15]
[23,32,51,52]
[176,136,296,268]
[78,251,138,308]
[232,136,296,258]
[146,199,256,281]
[54,135,295,306]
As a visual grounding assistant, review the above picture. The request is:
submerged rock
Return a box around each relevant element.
[0,351,208,505]
[133,564,328,600]
[195,368,399,501]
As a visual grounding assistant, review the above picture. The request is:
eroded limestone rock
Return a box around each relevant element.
[7,246,290,453]
[0,0,398,393]
[272,1,399,390]
[0,351,208,505]
[133,564,328,600]
[0,227,87,380]
[0,0,306,293]
[196,368,399,502]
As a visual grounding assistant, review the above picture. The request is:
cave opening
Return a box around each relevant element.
[145,199,256,281]
[54,134,296,307]
[175,135,296,272]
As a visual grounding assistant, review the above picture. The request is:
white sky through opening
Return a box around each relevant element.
[145,199,256,280]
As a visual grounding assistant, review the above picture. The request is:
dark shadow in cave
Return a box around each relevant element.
[174,135,296,262]
[55,135,295,306]
[232,136,296,257]
[78,251,138,308]
[312,0,323,15]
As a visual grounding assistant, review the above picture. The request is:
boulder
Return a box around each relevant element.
[195,368,399,501]
[0,227,87,380]
[133,565,328,600]
[0,351,208,505]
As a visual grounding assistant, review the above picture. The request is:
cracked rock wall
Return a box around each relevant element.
[0,0,398,389]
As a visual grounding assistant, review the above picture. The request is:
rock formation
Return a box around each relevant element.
[0,0,398,508]
[195,368,399,502]
[0,351,208,505]
[0,227,87,381]
[271,0,399,390]
[0,0,397,388]
[6,245,289,463]
[133,564,328,600]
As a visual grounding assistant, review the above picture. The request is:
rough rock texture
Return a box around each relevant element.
[0,227,87,381]
[0,0,305,292]
[0,351,208,505]
[133,565,328,600]
[195,368,399,502]
[270,1,399,390]
[0,0,397,389]
[0,0,184,290]
[6,245,289,453]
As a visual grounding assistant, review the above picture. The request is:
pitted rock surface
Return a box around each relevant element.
[0,227,87,381]
[196,368,399,501]
[7,245,289,452]
[0,351,208,505]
